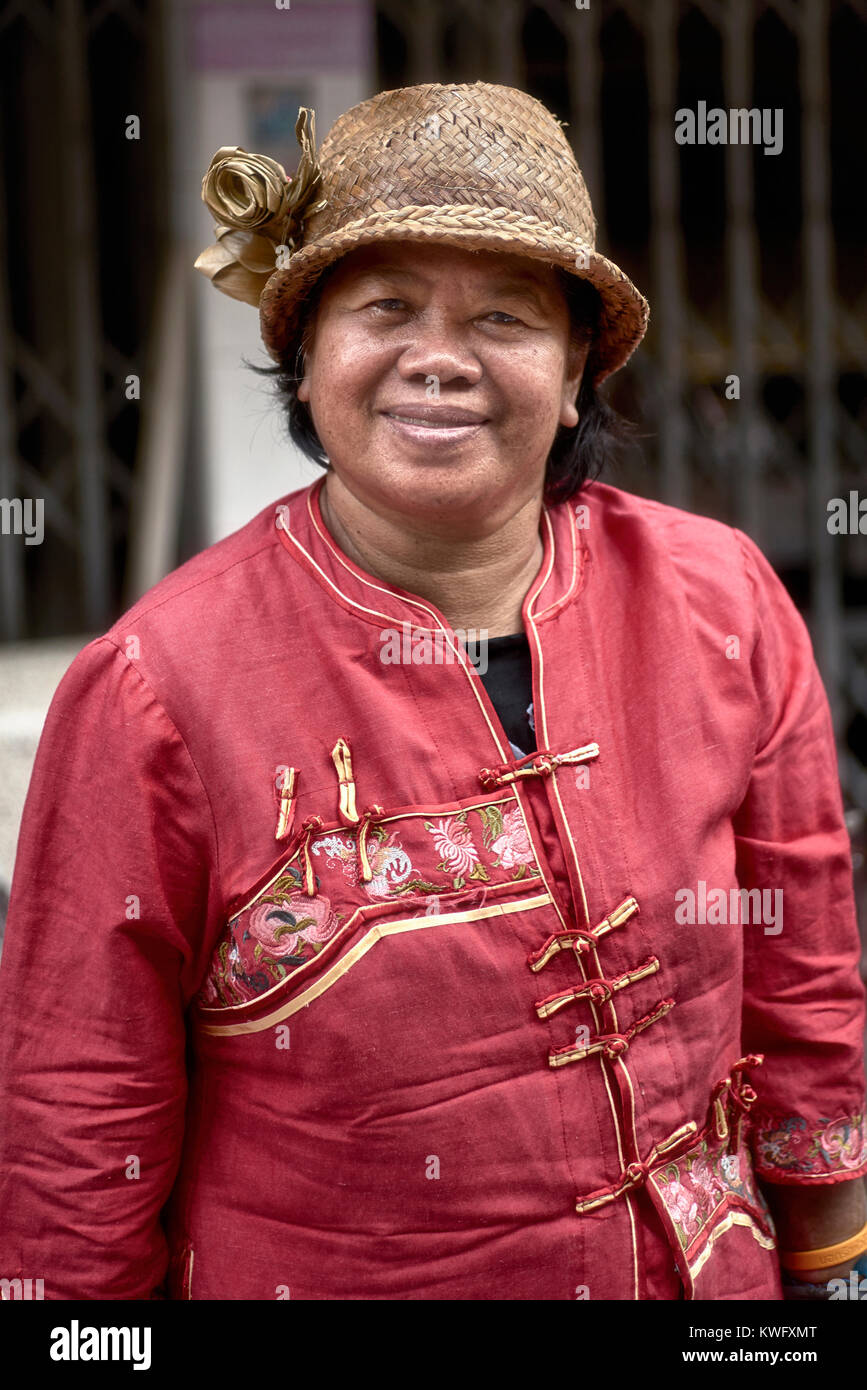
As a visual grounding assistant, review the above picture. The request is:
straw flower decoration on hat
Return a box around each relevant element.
[194,83,649,383]
[194,108,327,308]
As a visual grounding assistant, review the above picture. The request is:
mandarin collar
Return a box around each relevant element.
[274,474,587,633]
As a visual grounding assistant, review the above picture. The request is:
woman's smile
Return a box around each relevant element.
[380,403,490,450]
[296,241,585,529]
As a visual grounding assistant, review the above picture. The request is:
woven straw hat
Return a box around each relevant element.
[196,82,649,384]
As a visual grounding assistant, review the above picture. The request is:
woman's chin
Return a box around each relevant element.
[378,462,522,523]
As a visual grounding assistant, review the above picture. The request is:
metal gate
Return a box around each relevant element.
[0,0,168,640]
[2,0,865,818]
[376,0,867,816]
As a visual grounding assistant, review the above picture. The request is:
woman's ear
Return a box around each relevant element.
[560,338,590,429]
[297,344,312,403]
[560,396,579,429]
[295,312,317,404]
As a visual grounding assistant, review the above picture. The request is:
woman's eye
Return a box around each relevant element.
[370,298,407,311]
[485,311,521,325]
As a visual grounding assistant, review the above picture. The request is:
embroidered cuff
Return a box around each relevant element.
[752,1109,867,1183]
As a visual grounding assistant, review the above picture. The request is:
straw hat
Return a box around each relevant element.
[195,82,649,384]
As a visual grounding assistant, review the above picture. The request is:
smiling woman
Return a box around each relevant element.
[298,244,582,537]
[258,250,628,508]
[1,80,865,1305]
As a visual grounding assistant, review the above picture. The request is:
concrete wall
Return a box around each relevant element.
[0,638,90,946]
[179,0,374,542]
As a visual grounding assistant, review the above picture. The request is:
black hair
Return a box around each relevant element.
[249,263,635,504]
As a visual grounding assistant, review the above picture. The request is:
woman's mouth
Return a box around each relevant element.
[381,407,489,446]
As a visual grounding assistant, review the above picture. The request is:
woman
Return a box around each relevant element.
[1,81,865,1302]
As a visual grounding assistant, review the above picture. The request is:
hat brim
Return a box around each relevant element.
[258,206,649,384]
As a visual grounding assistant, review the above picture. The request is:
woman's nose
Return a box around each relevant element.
[395,318,483,386]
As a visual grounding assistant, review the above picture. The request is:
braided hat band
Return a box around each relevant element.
[197,82,649,384]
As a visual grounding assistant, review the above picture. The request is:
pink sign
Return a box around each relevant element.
[190,2,373,73]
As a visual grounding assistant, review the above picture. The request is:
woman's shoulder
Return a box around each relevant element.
[576,479,762,595]
[106,487,311,643]
[46,486,315,731]
[579,478,743,546]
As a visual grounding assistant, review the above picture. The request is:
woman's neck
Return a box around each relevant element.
[319,475,544,637]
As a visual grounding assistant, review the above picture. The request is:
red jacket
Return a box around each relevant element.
[1,476,865,1301]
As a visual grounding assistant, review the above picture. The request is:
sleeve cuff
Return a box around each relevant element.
[752,1108,867,1184]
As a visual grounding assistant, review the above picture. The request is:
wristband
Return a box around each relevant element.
[782,1252,867,1301]
[780,1216,867,1272]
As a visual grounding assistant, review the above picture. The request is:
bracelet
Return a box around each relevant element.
[780,1217,867,1272]
[782,1252,867,1301]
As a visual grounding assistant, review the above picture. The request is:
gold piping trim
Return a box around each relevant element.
[526,508,557,615]
[202,874,546,1017]
[184,1247,194,1301]
[282,501,446,632]
[290,497,519,764]
[510,789,570,933]
[200,892,554,1035]
[625,1192,640,1301]
[306,485,575,625]
[307,488,445,626]
[303,486,517,645]
[532,503,581,619]
[525,594,640,1296]
[686,1211,777,1284]
[525,606,591,927]
[547,770,591,927]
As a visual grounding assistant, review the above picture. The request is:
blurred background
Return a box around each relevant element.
[0,0,865,963]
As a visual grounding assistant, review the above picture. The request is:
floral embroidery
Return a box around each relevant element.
[821,1117,867,1167]
[198,795,542,1010]
[488,805,535,871]
[650,1138,771,1257]
[312,828,414,899]
[753,1111,867,1178]
[308,804,539,904]
[200,864,343,1006]
[310,832,356,874]
[247,892,336,957]
[478,803,537,879]
[655,1175,702,1242]
[425,814,482,877]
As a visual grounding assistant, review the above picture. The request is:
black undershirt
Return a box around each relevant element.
[476,632,536,758]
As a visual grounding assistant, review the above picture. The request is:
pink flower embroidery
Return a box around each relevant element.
[820,1118,867,1170]
[199,976,220,1005]
[426,816,479,876]
[312,830,413,899]
[658,1177,701,1240]
[247,893,337,958]
[490,806,535,869]
[688,1158,726,1210]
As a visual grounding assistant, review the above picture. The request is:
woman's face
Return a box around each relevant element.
[297,242,588,535]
